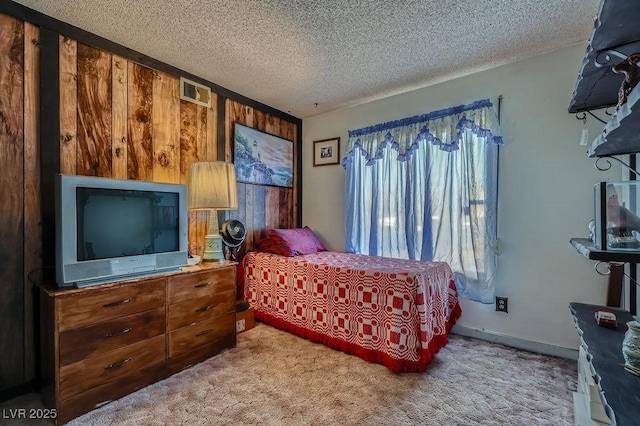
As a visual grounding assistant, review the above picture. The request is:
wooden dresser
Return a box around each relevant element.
[36,262,237,425]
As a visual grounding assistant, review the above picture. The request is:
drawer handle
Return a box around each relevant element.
[196,329,213,337]
[104,328,132,338]
[194,281,212,288]
[104,357,132,370]
[195,304,214,313]
[103,298,131,307]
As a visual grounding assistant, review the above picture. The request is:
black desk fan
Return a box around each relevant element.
[220,219,246,261]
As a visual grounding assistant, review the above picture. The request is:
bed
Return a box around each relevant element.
[241,230,461,373]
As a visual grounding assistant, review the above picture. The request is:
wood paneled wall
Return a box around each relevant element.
[225,100,298,255]
[57,40,221,258]
[0,6,300,397]
[0,15,41,392]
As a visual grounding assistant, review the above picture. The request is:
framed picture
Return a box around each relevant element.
[313,137,340,166]
[233,123,294,188]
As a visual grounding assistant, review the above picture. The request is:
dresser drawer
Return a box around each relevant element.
[57,278,166,331]
[167,290,236,330]
[169,312,235,357]
[59,307,165,366]
[59,334,165,401]
[168,267,234,303]
[168,290,235,331]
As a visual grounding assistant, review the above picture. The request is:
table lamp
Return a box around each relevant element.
[188,161,238,262]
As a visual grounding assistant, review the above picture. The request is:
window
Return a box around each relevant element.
[343,99,502,303]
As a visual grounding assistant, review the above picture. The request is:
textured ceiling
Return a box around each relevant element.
[14,0,599,118]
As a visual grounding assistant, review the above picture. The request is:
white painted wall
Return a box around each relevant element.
[301,43,623,350]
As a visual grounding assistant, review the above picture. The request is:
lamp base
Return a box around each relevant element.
[203,234,225,262]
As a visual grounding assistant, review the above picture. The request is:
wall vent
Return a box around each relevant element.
[180,77,211,107]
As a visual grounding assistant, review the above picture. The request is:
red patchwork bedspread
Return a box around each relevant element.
[243,251,461,373]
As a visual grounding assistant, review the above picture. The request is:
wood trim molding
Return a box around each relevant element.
[296,123,302,227]
[39,27,59,270]
[217,95,226,161]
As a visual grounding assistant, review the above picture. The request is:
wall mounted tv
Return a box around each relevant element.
[55,174,188,288]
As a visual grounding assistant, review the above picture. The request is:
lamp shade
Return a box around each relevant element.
[188,161,238,210]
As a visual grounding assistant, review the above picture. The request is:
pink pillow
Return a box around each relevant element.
[255,227,326,256]
[268,227,326,252]
[303,226,327,252]
[254,236,298,257]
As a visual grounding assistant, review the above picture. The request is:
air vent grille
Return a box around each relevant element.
[180,77,211,107]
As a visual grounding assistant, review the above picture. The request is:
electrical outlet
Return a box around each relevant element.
[495,296,508,313]
[236,319,246,332]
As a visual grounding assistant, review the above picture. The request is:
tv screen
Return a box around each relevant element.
[76,187,180,261]
[55,174,188,288]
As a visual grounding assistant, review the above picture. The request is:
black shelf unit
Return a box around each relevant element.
[569,302,640,426]
[568,0,640,316]
[587,84,640,158]
[571,238,638,315]
[568,0,640,114]
[571,238,640,263]
[567,0,640,158]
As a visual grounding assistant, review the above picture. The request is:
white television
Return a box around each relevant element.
[55,174,189,288]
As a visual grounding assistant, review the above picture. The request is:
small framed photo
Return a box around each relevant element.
[313,137,340,167]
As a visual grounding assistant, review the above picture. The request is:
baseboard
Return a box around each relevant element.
[451,325,578,361]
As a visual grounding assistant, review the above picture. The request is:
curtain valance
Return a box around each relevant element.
[343,98,504,167]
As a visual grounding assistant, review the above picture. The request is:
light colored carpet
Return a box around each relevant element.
[2,324,577,425]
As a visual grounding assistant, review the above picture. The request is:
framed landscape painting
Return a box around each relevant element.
[233,123,294,188]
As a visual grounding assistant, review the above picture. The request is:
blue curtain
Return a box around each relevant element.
[343,99,503,303]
